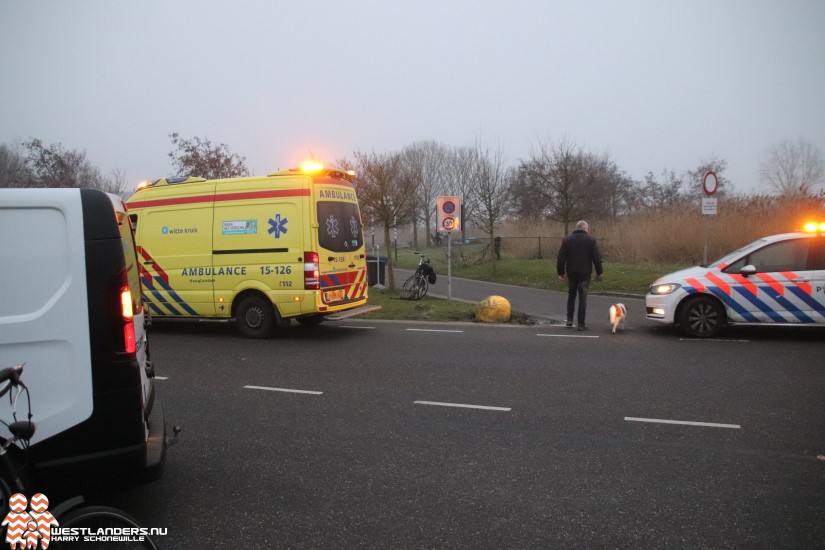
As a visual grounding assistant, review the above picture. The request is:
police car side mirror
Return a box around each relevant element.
[740,265,757,277]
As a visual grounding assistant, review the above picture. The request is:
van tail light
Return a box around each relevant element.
[121,286,136,354]
[114,267,137,355]
[304,251,320,290]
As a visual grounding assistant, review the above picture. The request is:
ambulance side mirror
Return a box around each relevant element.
[740,265,757,277]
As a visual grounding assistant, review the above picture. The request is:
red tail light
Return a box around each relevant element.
[304,251,320,290]
[121,286,136,354]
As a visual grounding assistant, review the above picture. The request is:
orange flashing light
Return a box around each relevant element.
[802,222,825,234]
[135,180,152,192]
[300,161,324,173]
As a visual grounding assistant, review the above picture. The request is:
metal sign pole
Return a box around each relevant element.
[703,214,708,266]
[447,232,452,301]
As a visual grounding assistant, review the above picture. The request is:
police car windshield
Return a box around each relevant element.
[709,238,767,268]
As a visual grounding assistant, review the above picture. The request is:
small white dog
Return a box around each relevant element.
[608,303,627,334]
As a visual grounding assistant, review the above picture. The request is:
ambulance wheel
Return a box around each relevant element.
[235,295,276,338]
[678,295,724,338]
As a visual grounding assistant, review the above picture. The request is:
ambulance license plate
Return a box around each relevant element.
[324,289,345,303]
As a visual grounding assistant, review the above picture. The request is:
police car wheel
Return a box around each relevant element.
[235,295,275,338]
[678,295,724,338]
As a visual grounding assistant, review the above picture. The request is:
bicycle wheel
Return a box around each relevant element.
[402,275,427,300]
[415,275,429,298]
[53,505,158,550]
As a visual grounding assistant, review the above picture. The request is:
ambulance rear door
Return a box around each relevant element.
[313,177,368,310]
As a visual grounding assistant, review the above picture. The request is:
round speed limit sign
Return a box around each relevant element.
[442,217,456,230]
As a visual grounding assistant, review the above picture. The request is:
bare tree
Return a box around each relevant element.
[401,141,449,248]
[168,132,249,180]
[470,140,511,258]
[351,150,418,289]
[686,156,733,197]
[444,145,478,243]
[760,138,825,196]
[0,142,29,187]
[526,138,605,235]
[639,169,687,210]
[13,139,125,194]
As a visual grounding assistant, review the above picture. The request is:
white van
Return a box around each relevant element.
[0,188,167,487]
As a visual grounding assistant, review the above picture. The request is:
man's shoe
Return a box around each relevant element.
[577,324,588,331]
[565,321,574,328]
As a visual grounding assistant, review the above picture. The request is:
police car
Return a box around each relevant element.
[646,223,825,337]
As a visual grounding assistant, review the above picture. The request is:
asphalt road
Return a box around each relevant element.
[391,267,644,324]
[96,311,825,549]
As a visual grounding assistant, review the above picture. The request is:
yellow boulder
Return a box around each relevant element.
[476,295,511,323]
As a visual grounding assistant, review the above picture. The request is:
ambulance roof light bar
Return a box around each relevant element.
[269,164,356,182]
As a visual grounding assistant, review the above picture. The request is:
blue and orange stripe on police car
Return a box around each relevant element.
[682,269,819,323]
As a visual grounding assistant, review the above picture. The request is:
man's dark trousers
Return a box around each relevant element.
[567,275,590,325]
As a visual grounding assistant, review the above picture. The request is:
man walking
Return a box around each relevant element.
[557,220,603,331]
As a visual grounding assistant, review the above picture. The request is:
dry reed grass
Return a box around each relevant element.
[497,195,825,265]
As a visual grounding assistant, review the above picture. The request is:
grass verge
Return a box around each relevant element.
[361,288,530,323]
[391,248,688,296]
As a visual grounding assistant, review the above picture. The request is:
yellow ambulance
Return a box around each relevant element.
[126,165,370,337]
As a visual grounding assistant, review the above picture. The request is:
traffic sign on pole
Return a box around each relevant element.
[436,196,461,233]
[703,171,719,197]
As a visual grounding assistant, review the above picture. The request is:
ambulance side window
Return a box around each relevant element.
[129,213,139,231]
[746,239,809,273]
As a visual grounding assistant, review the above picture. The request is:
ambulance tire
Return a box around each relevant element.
[235,295,276,338]
[678,295,724,338]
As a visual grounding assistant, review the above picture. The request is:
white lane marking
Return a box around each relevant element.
[414,400,511,412]
[406,328,464,333]
[338,325,376,330]
[537,333,600,339]
[679,338,750,343]
[244,385,323,396]
[154,376,169,380]
[625,417,741,429]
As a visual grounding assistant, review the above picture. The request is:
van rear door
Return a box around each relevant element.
[0,189,94,444]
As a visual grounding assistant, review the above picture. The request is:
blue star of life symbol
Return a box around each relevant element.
[268,214,288,238]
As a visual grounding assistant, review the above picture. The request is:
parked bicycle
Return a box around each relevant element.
[0,364,160,549]
[401,253,436,300]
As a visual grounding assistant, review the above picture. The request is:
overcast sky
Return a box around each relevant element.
[2,0,823,194]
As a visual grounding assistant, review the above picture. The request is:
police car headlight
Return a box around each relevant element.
[650,283,681,295]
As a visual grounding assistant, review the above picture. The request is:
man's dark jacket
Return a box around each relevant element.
[557,230,603,279]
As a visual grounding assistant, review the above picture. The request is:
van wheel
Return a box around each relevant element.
[235,295,276,338]
[678,295,724,338]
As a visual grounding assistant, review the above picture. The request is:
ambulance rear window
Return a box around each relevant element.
[317,201,363,252]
